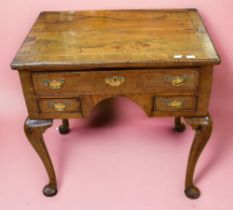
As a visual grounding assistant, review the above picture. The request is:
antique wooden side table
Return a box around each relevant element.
[11,9,220,199]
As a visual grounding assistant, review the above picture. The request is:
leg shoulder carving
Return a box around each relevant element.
[184,115,212,130]
[25,119,53,133]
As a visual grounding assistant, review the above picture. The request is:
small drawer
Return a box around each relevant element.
[38,98,81,113]
[32,69,199,96]
[154,96,197,111]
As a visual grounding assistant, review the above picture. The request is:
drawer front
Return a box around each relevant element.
[38,98,81,113]
[32,69,199,96]
[154,96,197,111]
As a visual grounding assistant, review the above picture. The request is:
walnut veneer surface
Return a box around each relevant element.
[11,9,220,199]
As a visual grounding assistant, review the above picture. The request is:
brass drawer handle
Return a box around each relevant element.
[50,102,67,112]
[43,79,65,90]
[165,76,188,86]
[105,76,125,87]
[165,99,186,109]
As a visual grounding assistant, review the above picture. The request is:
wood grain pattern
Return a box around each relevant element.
[81,94,154,117]
[11,9,220,71]
[38,98,81,113]
[154,96,197,111]
[32,69,199,96]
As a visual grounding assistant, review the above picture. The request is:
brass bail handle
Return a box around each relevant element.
[165,99,186,109]
[50,102,67,112]
[43,79,65,90]
[165,75,188,86]
[105,76,125,87]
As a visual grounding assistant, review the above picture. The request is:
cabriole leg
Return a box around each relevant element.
[24,118,57,197]
[59,119,70,134]
[174,117,186,132]
[184,115,212,199]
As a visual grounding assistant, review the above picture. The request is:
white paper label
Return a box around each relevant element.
[174,55,183,58]
[186,55,196,59]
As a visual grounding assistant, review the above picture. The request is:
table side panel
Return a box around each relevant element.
[196,66,213,114]
[19,71,40,118]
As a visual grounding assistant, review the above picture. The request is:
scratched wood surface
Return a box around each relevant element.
[11,9,220,70]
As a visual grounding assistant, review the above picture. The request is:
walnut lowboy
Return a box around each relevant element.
[11,9,220,199]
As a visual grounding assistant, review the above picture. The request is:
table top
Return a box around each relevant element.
[11,9,220,71]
